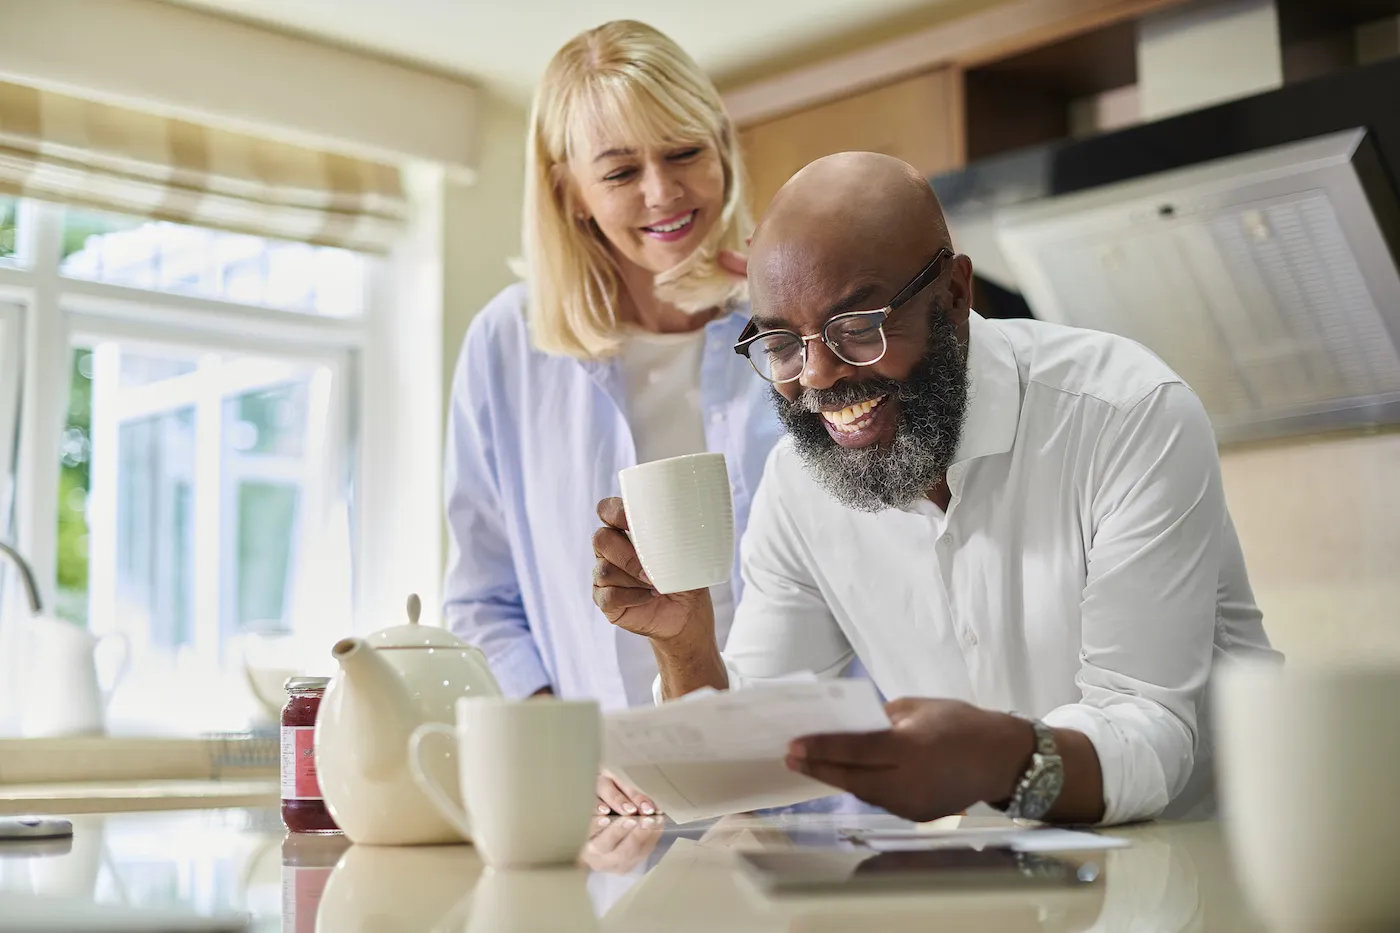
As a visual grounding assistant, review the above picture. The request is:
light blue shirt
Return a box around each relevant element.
[443,283,784,710]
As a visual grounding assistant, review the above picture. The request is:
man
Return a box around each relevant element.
[591,152,1280,826]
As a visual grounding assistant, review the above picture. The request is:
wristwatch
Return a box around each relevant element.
[999,718,1064,821]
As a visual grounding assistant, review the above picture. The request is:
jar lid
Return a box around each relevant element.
[365,593,469,650]
[284,676,330,692]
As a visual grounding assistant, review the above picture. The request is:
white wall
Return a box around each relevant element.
[1221,430,1400,662]
[1137,0,1283,120]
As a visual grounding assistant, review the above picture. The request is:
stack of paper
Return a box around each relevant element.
[603,680,890,823]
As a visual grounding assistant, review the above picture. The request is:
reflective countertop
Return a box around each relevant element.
[0,798,1266,932]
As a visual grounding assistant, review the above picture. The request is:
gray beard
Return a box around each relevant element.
[773,305,970,512]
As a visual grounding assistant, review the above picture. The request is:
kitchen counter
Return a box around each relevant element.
[0,802,1268,932]
[0,779,277,815]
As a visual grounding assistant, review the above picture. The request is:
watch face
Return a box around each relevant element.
[1020,764,1065,820]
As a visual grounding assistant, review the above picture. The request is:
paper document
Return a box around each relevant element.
[844,827,1131,853]
[603,679,890,824]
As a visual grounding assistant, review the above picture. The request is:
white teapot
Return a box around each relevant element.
[315,594,501,845]
[1,542,129,737]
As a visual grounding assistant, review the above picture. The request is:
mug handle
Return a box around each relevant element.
[94,632,131,705]
[408,722,474,841]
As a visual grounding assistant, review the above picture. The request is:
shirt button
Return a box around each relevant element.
[963,630,978,647]
[710,411,725,424]
[939,533,952,545]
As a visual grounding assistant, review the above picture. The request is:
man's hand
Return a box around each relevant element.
[784,698,1035,823]
[595,768,659,817]
[591,497,713,641]
[583,815,665,874]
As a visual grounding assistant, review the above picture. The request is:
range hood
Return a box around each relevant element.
[995,127,1400,444]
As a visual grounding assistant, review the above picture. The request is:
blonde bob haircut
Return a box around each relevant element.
[519,20,754,359]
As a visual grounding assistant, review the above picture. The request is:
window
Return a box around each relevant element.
[1,201,366,736]
[0,197,16,262]
[60,207,367,317]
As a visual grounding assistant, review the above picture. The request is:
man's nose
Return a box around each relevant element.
[800,339,858,392]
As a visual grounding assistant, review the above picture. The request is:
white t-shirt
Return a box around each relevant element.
[615,327,735,705]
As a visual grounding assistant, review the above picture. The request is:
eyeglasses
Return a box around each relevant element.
[733,248,954,384]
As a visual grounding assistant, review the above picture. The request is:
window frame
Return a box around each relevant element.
[0,199,372,738]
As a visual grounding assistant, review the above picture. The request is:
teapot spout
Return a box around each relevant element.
[329,637,421,781]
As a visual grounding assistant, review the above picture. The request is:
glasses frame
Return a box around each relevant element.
[734,248,955,384]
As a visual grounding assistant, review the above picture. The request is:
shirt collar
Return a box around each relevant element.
[951,310,1022,467]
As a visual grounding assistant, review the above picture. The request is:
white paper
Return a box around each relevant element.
[604,679,889,824]
[852,827,1130,853]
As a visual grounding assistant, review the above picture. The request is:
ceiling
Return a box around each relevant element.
[159,0,956,99]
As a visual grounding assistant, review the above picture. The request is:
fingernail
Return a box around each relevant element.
[623,818,637,829]
[641,804,655,815]
[623,803,637,815]
[787,742,806,760]
[598,805,610,814]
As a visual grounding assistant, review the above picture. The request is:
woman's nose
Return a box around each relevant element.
[640,164,683,210]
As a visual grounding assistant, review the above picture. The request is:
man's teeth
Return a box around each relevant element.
[820,395,887,432]
[645,211,694,233]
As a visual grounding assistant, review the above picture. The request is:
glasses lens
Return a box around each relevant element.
[751,333,803,382]
[827,313,887,364]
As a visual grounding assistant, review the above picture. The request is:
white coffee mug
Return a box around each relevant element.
[1215,659,1400,930]
[409,697,600,869]
[618,452,734,595]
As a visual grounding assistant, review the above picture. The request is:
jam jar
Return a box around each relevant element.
[281,676,340,834]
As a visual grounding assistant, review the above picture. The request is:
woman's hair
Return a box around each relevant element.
[519,20,753,359]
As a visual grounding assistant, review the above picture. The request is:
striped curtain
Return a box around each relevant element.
[0,80,408,254]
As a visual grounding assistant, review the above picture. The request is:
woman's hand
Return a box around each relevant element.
[718,249,748,279]
[596,768,660,817]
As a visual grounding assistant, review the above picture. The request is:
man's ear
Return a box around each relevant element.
[948,253,976,326]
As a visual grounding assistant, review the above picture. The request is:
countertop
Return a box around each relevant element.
[0,801,1267,932]
[0,779,277,815]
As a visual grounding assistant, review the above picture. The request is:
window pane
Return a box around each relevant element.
[0,197,16,261]
[60,208,367,318]
[235,482,298,634]
[115,409,197,649]
[56,350,94,626]
[63,339,346,734]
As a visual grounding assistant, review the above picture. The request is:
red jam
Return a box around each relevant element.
[281,677,340,834]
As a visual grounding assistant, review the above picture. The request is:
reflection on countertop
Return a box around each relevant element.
[0,803,1265,932]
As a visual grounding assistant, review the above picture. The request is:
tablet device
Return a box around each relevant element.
[737,847,1101,895]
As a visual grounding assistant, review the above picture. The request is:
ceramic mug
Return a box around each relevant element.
[1214,659,1400,930]
[618,452,734,595]
[409,697,600,869]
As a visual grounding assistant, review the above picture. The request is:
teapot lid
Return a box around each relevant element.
[366,594,469,650]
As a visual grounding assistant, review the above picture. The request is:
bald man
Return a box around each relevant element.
[591,152,1280,826]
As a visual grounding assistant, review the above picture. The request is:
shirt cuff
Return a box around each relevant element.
[1040,703,1172,826]
[485,636,552,699]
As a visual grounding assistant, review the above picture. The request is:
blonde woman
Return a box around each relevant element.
[443,21,782,816]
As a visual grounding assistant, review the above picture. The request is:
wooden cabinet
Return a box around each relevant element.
[737,68,965,217]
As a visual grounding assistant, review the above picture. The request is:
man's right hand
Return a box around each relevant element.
[591,497,713,641]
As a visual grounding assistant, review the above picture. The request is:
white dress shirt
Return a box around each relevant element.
[713,311,1281,825]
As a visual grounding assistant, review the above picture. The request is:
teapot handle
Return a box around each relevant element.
[408,723,475,842]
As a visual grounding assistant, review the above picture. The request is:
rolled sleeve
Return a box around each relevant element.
[1055,383,1223,825]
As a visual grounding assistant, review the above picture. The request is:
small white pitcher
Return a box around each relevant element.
[1,542,129,737]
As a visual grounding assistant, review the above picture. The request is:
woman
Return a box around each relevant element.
[442,20,783,815]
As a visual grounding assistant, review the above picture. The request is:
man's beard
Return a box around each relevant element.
[773,302,970,512]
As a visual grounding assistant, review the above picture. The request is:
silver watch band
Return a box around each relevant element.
[1005,718,1063,820]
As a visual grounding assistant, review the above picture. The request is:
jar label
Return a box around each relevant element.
[281,726,322,800]
[283,865,334,933]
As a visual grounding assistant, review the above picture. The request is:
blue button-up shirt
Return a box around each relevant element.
[443,283,784,710]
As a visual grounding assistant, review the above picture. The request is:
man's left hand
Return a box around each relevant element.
[785,698,1033,823]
